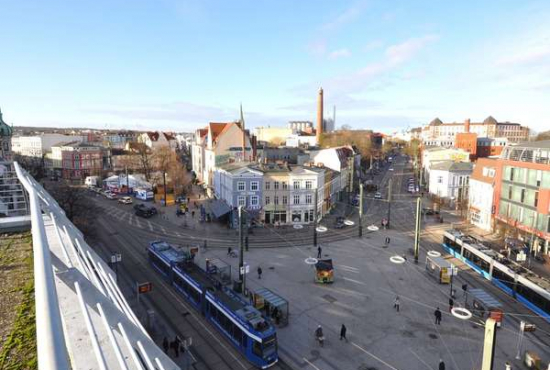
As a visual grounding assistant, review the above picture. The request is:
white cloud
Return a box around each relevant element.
[385,35,439,65]
[321,1,369,32]
[328,48,352,59]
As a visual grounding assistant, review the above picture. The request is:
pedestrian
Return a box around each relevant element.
[227,246,232,256]
[192,210,195,218]
[438,359,445,370]
[434,307,442,325]
[340,324,348,342]
[162,337,169,353]
[174,336,181,357]
[317,246,322,259]
[394,296,400,312]
[257,266,263,279]
[199,193,201,199]
[315,325,324,347]
[449,298,454,312]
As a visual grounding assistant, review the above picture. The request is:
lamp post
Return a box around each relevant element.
[238,206,245,293]
[359,183,364,237]
[313,190,318,248]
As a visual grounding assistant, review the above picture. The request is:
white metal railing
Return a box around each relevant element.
[13,162,179,370]
[13,162,70,370]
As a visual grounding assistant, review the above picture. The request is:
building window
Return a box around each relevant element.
[437,176,443,184]
[274,181,279,190]
[534,191,539,207]
[521,189,525,203]
[251,181,259,191]
[265,196,270,205]
[274,196,279,205]
[306,194,312,204]
[305,180,312,189]
[251,196,259,206]
[238,181,245,191]
[265,182,270,190]
[293,181,300,190]
[282,181,288,190]
[510,168,514,181]
[238,196,246,206]
[282,196,288,205]
[293,195,300,204]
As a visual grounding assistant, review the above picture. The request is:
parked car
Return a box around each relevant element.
[118,196,133,204]
[134,204,158,218]
[374,192,383,199]
[104,191,117,200]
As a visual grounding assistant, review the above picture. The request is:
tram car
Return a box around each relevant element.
[442,230,550,323]
[148,241,278,369]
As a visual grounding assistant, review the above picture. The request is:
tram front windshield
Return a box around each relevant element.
[262,334,277,357]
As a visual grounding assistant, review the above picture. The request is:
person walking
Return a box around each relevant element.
[227,246,232,256]
[315,325,324,347]
[317,246,322,259]
[448,298,454,313]
[162,337,169,353]
[394,296,400,312]
[434,307,442,325]
[438,359,445,370]
[257,266,263,279]
[340,324,348,342]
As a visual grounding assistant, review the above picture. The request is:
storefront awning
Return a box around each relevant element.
[210,200,231,218]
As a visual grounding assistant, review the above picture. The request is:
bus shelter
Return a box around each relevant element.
[465,288,504,326]
[251,288,289,327]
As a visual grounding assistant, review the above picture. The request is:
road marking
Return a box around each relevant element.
[161,226,167,234]
[343,277,367,285]
[351,342,399,370]
[134,215,142,228]
[147,220,154,232]
[303,357,322,370]
[337,265,359,273]
[408,348,435,370]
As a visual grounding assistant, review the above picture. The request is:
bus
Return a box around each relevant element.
[148,241,278,368]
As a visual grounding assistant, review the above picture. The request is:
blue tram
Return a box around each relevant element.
[442,230,550,323]
[148,241,278,368]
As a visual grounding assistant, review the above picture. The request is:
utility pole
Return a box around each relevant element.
[126,165,129,194]
[481,318,497,370]
[414,196,422,264]
[163,171,167,207]
[313,190,318,248]
[386,178,392,228]
[238,206,244,293]
[359,183,364,237]
[348,156,354,203]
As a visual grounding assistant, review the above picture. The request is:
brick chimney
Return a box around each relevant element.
[316,87,324,145]
[464,118,471,133]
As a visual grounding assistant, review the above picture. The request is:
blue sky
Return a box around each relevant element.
[1,0,549,133]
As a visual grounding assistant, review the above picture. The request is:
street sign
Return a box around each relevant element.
[138,282,153,294]
[240,264,250,275]
[111,253,122,264]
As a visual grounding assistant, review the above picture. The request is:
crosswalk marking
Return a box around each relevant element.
[147,220,154,232]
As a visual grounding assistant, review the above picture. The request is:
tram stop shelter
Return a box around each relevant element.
[251,288,289,327]
[465,288,504,326]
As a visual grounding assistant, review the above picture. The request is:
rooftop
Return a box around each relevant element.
[430,160,473,172]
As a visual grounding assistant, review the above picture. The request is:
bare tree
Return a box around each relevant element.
[131,143,154,181]
[49,182,98,235]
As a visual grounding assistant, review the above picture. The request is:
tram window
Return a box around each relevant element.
[233,326,243,345]
[189,288,200,303]
[492,269,514,289]
[253,340,262,357]
[479,260,490,272]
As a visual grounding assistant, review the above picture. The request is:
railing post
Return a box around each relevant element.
[14,162,70,370]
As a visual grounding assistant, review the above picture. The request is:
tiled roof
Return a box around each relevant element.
[431,161,473,172]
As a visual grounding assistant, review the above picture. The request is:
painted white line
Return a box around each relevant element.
[161,226,167,234]
[343,277,367,286]
[303,357,322,370]
[408,348,435,370]
[351,342,399,370]
[134,215,142,228]
[147,220,154,232]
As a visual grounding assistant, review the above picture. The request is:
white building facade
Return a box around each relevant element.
[428,161,473,205]
[12,134,84,157]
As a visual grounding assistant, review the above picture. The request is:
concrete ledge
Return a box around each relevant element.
[0,215,32,233]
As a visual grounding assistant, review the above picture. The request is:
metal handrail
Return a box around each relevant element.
[13,162,70,370]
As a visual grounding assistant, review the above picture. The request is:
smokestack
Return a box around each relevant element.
[464,118,471,133]
[316,87,324,145]
[240,104,246,161]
